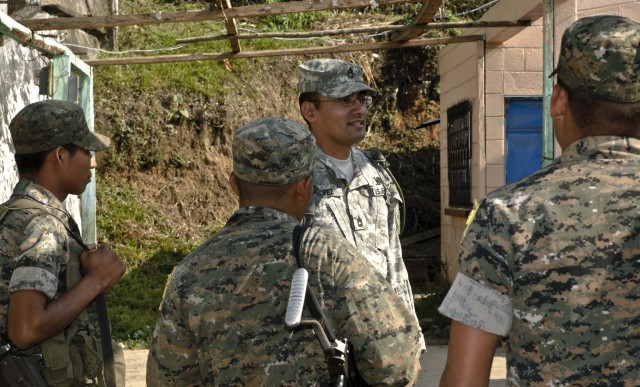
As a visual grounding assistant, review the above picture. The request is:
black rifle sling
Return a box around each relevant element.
[291,225,369,387]
[3,198,116,387]
[291,225,335,340]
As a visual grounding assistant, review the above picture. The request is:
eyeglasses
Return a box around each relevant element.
[315,94,374,108]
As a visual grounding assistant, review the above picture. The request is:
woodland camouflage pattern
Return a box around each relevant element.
[297,59,375,99]
[146,207,422,385]
[232,117,316,185]
[0,179,103,385]
[308,149,417,314]
[9,100,111,154]
[551,15,640,103]
[451,136,640,385]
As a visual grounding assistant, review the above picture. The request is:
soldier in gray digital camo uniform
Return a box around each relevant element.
[146,117,422,386]
[439,15,640,386]
[0,100,126,386]
[297,59,424,351]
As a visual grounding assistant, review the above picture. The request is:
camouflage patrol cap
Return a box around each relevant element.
[550,15,640,103]
[297,59,375,98]
[233,117,316,185]
[9,100,111,154]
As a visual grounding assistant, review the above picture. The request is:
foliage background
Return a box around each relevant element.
[94,0,490,347]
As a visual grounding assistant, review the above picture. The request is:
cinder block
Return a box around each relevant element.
[486,93,505,117]
[524,48,543,71]
[486,71,504,94]
[486,46,505,71]
[486,163,506,191]
[504,72,543,94]
[486,140,505,165]
[486,116,504,140]
[504,49,525,71]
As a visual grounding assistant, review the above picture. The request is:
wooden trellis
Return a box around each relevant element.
[10,0,531,66]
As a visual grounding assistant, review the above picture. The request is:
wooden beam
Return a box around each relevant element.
[0,11,66,56]
[401,227,441,247]
[18,0,414,31]
[84,35,483,66]
[219,0,240,53]
[176,20,531,44]
[394,0,443,42]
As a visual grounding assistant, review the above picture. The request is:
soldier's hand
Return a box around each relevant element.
[80,243,126,291]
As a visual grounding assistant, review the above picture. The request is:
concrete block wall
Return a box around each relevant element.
[438,39,484,279]
[437,0,639,282]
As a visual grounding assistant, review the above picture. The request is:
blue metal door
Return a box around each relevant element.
[505,98,543,184]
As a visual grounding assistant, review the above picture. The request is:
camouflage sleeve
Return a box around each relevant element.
[321,236,422,385]
[146,275,201,386]
[438,273,512,336]
[458,197,514,296]
[8,215,63,300]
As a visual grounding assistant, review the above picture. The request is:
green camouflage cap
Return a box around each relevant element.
[9,100,111,154]
[233,117,316,185]
[297,59,375,98]
[550,15,640,103]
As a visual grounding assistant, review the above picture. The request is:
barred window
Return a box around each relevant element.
[447,101,472,207]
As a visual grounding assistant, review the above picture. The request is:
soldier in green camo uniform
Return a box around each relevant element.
[146,117,422,385]
[0,100,126,386]
[439,15,640,386]
[297,59,425,351]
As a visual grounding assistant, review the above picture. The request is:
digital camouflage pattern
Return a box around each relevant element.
[306,148,425,350]
[232,117,316,185]
[9,100,111,154]
[445,136,640,385]
[0,178,105,385]
[297,59,375,99]
[551,15,640,103]
[146,206,423,386]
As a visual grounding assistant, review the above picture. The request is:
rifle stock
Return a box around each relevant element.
[0,342,48,387]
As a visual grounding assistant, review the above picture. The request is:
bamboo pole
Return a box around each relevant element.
[85,35,483,66]
[18,0,414,31]
[176,20,530,44]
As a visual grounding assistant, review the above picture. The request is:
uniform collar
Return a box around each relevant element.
[558,136,640,163]
[13,178,67,214]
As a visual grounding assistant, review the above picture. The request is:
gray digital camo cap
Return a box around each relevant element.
[550,15,640,103]
[297,58,375,98]
[232,117,316,185]
[9,100,111,154]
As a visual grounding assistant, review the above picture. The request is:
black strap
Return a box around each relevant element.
[291,225,336,341]
[3,198,116,387]
[292,225,369,387]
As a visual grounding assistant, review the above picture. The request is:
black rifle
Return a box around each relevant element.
[0,341,48,387]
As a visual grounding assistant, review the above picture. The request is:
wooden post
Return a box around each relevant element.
[78,67,97,245]
[542,0,554,166]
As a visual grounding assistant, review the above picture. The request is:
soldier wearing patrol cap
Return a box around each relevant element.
[439,15,640,385]
[0,100,126,386]
[297,59,425,351]
[147,117,422,385]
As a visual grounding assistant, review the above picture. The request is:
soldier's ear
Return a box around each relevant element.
[551,83,569,119]
[229,172,240,197]
[300,101,317,123]
[51,146,66,166]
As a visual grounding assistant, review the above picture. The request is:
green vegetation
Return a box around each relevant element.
[97,184,201,347]
[95,0,492,348]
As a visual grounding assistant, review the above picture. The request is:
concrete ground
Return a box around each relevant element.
[125,346,507,386]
